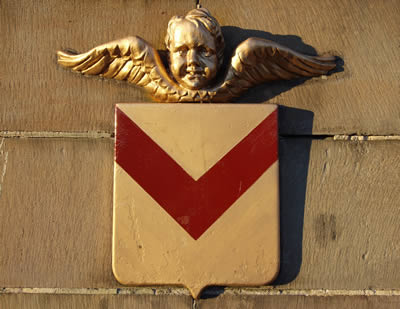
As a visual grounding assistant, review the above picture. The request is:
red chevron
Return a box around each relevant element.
[115,107,278,240]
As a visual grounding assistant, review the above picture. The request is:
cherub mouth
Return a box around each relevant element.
[186,71,205,79]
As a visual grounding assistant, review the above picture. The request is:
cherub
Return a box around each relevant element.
[57,8,336,102]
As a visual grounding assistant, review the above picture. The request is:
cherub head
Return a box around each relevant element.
[165,8,225,90]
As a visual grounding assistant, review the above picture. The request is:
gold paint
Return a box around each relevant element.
[57,8,337,103]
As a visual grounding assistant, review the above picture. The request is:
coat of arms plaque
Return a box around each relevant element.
[57,6,336,298]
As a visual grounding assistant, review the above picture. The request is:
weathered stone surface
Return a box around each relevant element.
[0,293,192,309]
[197,294,400,309]
[0,138,399,290]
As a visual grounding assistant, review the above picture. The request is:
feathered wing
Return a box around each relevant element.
[57,36,188,102]
[212,37,337,102]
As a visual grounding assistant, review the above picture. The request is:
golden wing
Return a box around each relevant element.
[57,36,186,102]
[212,37,337,102]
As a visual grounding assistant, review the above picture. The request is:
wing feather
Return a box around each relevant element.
[81,55,111,75]
[212,37,336,101]
[131,69,145,84]
[275,55,315,77]
[102,58,128,78]
[127,65,142,83]
[113,60,134,80]
[57,51,91,67]
[73,53,104,72]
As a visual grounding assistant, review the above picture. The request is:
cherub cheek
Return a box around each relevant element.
[203,57,216,68]
[204,62,217,78]
[171,60,185,76]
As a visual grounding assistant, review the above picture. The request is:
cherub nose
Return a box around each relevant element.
[187,49,200,66]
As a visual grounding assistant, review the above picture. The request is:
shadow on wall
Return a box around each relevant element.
[273,106,313,285]
[218,26,343,104]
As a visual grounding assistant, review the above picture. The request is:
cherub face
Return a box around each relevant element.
[168,20,218,90]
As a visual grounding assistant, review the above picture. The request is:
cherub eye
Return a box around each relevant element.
[177,49,187,56]
[199,47,212,57]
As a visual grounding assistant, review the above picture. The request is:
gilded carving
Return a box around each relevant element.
[57,8,336,102]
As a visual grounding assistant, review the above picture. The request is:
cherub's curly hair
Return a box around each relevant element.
[165,8,225,68]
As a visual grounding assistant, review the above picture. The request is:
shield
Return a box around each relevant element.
[113,103,279,298]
